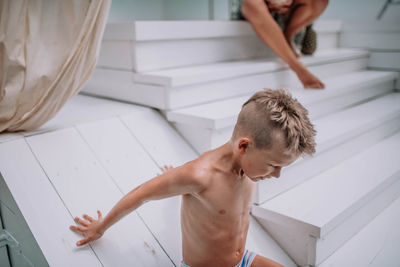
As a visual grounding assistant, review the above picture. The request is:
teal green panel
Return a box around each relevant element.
[0,173,49,267]
[0,246,11,267]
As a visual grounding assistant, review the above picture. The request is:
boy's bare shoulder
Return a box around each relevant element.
[180,152,214,190]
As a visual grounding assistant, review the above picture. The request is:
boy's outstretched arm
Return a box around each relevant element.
[69,163,207,246]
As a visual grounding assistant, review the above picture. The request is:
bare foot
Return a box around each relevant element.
[295,67,325,89]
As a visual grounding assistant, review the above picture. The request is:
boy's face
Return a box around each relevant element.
[238,136,297,182]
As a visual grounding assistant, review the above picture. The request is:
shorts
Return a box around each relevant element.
[181,249,256,267]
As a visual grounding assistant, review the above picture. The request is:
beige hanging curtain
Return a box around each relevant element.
[0,0,111,132]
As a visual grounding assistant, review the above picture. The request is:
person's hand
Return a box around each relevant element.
[70,210,104,246]
[158,165,174,175]
[294,64,325,89]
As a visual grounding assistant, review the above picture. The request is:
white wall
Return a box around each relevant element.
[108,0,230,21]
[320,0,400,22]
[108,0,400,22]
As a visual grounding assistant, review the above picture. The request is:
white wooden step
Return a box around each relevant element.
[319,196,400,267]
[98,20,341,72]
[369,52,400,71]
[167,71,397,153]
[252,131,400,266]
[132,49,365,87]
[340,21,400,51]
[83,49,369,110]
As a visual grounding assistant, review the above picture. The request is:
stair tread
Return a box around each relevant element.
[319,196,400,267]
[314,93,400,151]
[260,130,400,229]
[167,70,398,129]
[104,20,342,41]
[134,49,368,86]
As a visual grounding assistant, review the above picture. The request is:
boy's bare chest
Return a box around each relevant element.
[192,176,254,217]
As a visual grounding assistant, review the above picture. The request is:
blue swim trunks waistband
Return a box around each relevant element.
[181,249,256,267]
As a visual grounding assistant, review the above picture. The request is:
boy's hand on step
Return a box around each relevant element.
[158,165,174,175]
[70,210,104,246]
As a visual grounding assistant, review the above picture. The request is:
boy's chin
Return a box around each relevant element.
[250,176,271,182]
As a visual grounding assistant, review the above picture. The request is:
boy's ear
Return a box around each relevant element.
[238,138,252,155]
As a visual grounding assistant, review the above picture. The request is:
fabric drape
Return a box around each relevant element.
[0,0,111,132]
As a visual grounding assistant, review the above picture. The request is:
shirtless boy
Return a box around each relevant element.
[70,89,316,267]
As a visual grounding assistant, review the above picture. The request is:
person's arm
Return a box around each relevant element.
[241,0,325,89]
[69,163,207,246]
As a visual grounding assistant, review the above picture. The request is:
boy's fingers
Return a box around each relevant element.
[74,217,89,226]
[77,237,90,246]
[70,225,86,233]
[97,210,103,219]
[83,214,94,222]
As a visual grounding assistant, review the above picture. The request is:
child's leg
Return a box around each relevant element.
[284,0,329,42]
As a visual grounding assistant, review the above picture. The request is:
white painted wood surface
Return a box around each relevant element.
[120,109,198,167]
[167,70,397,129]
[0,94,145,144]
[341,20,400,33]
[76,117,185,266]
[26,128,174,267]
[246,216,297,267]
[102,20,342,41]
[98,20,341,72]
[87,49,369,110]
[0,139,101,267]
[133,49,367,87]
[319,196,400,267]
[369,52,400,70]
[340,33,400,51]
[167,72,397,154]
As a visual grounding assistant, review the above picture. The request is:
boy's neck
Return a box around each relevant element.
[214,141,244,180]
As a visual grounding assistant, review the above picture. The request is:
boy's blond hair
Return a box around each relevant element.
[232,89,316,156]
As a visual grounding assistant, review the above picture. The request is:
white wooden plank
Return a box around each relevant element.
[166,57,367,110]
[246,216,297,267]
[319,196,400,267]
[136,197,183,266]
[0,139,101,267]
[76,117,185,266]
[120,109,198,167]
[340,33,400,51]
[41,94,145,131]
[26,128,174,267]
[97,40,133,70]
[342,21,400,33]
[167,71,396,129]
[103,20,341,41]
[369,52,400,70]
[76,118,160,191]
[81,78,167,110]
[133,49,367,87]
